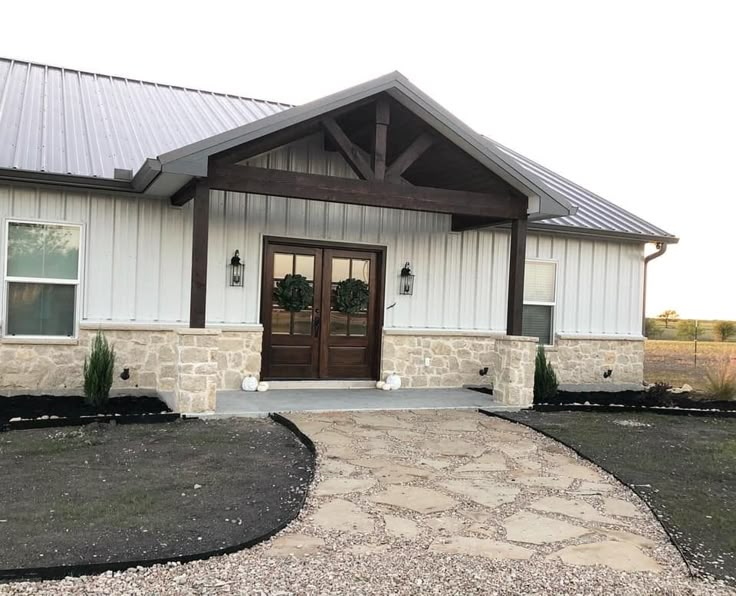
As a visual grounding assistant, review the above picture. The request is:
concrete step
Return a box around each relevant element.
[267,380,376,390]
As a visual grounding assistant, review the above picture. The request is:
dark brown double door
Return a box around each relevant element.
[261,239,384,380]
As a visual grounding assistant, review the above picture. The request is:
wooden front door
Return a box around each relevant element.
[261,239,383,380]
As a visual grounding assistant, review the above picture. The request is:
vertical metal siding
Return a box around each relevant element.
[0,134,645,336]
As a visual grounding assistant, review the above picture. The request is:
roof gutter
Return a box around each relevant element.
[642,242,669,336]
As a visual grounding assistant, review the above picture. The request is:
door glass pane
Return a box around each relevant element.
[330,312,348,336]
[331,258,350,282]
[293,310,313,335]
[272,309,290,334]
[352,259,370,283]
[7,282,75,336]
[349,313,367,336]
[7,222,80,280]
[294,255,314,280]
[273,253,293,279]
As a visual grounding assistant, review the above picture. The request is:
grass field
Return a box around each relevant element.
[647,318,736,342]
[645,340,736,390]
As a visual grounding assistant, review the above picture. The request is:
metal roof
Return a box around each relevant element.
[484,139,677,243]
[0,58,290,179]
[0,57,676,243]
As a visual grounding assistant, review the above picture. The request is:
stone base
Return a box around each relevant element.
[0,326,264,413]
[174,329,219,412]
[380,331,536,406]
[546,336,644,385]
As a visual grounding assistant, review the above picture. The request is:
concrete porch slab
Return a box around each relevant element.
[209,388,516,417]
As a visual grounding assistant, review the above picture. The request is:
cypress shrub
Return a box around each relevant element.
[84,331,115,408]
[534,345,559,403]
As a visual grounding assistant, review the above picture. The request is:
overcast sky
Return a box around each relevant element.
[2,0,733,319]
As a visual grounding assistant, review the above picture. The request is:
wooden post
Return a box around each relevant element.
[506,216,528,336]
[189,179,210,328]
[373,98,390,180]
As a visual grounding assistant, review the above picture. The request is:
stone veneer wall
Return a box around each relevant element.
[381,332,536,406]
[0,327,264,411]
[174,329,219,412]
[545,336,645,385]
[216,330,263,389]
[0,328,178,392]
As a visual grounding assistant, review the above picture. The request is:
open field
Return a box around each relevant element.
[645,340,736,390]
[647,318,736,342]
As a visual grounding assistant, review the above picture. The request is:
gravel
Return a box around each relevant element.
[1,410,733,596]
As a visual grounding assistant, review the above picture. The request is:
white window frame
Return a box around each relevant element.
[523,258,557,346]
[2,218,84,340]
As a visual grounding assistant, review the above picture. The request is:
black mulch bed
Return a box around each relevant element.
[539,390,736,412]
[0,417,315,579]
[489,409,736,585]
[0,394,171,423]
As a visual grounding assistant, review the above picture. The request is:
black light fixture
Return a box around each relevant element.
[230,250,244,287]
[399,262,414,295]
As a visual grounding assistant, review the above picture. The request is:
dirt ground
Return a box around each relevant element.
[644,340,736,390]
[0,418,313,574]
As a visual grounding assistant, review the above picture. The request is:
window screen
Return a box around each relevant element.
[522,260,556,345]
[4,221,81,337]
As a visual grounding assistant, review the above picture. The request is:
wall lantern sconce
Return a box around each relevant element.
[230,250,244,287]
[399,262,415,295]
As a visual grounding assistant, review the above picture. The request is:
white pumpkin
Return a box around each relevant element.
[241,375,259,392]
[385,373,402,390]
[257,381,269,392]
[376,381,385,389]
[382,383,392,391]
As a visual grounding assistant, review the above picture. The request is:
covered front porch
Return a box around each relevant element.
[144,74,575,412]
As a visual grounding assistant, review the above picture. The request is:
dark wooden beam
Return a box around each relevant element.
[208,163,527,220]
[387,132,435,181]
[451,215,506,232]
[372,98,390,180]
[189,180,210,329]
[171,179,197,206]
[506,216,528,336]
[320,117,375,180]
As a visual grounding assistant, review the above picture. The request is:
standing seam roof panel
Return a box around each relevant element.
[0,57,675,241]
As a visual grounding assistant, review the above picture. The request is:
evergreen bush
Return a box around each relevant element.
[534,345,559,403]
[84,331,115,408]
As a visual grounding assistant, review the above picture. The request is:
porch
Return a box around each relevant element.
[152,74,576,412]
[210,387,518,417]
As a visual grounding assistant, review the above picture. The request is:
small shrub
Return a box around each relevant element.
[677,320,700,341]
[645,318,663,339]
[704,360,736,400]
[714,321,736,342]
[534,346,559,402]
[84,331,115,408]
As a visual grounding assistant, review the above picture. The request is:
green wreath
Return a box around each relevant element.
[274,274,314,312]
[334,278,369,314]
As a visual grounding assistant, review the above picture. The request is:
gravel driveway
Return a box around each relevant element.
[2,410,733,595]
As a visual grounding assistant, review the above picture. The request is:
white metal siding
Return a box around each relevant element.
[0,173,645,336]
[0,183,193,326]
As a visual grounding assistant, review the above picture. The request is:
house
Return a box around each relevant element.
[0,58,677,411]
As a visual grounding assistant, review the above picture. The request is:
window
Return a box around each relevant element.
[4,220,82,337]
[522,260,556,345]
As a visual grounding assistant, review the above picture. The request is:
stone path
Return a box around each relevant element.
[5,410,733,595]
[268,410,672,573]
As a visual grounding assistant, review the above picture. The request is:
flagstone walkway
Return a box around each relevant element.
[267,409,674,575]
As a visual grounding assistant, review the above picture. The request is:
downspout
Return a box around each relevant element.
[642,242,668,336]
